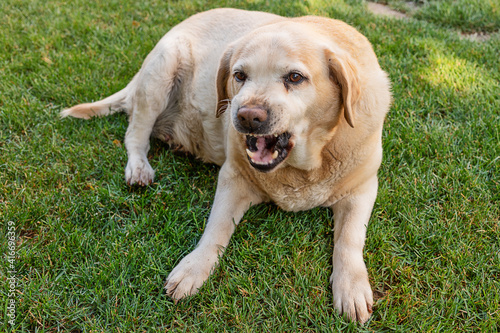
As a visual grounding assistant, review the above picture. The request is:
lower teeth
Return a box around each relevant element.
[245,149,279,165]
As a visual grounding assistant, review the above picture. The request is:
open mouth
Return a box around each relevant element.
[245,132,293,172]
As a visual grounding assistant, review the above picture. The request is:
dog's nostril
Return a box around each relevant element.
[237,107,268,131]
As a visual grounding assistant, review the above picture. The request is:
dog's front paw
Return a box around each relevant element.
[125,158,155,186]
[330,267,373,324]
[165,248,218,301]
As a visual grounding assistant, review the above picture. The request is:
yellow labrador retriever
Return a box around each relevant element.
[62,8,391,323]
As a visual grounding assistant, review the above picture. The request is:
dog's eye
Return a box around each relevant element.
[286,72,304,84]
[234,72,247,82]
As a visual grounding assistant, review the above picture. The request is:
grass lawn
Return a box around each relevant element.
[1,0,499,331]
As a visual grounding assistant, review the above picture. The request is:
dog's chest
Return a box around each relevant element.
[257,172,342,212]
[273,186,332,211]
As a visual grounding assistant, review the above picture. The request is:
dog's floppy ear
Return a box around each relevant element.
[215,47,234,118]
[325,49,360,128]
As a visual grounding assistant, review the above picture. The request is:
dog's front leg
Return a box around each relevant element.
[165,163,263,300]
[330,175,378,324]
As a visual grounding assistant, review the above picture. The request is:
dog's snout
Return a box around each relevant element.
[237,106,268,132]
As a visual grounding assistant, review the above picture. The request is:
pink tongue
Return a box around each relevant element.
[253,137,274,163]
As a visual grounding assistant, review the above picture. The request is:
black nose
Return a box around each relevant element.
[237,106,268,132]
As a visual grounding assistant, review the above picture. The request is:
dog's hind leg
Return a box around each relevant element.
[124,40,184,186]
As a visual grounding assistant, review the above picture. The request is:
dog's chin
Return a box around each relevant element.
[243,132,293,172]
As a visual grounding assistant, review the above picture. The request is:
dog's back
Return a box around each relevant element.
[61,8,281,165]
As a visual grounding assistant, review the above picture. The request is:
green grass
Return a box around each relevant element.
[1,0,499,331]
[378,0,500,33]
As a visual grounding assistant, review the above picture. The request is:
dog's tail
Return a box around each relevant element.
[60,75,137,119]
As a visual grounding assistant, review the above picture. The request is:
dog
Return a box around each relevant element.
[62,8,391,324]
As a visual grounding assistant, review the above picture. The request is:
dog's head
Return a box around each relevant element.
[216,20,361,172]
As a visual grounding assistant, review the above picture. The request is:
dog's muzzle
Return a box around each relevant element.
[235,105,293,172]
